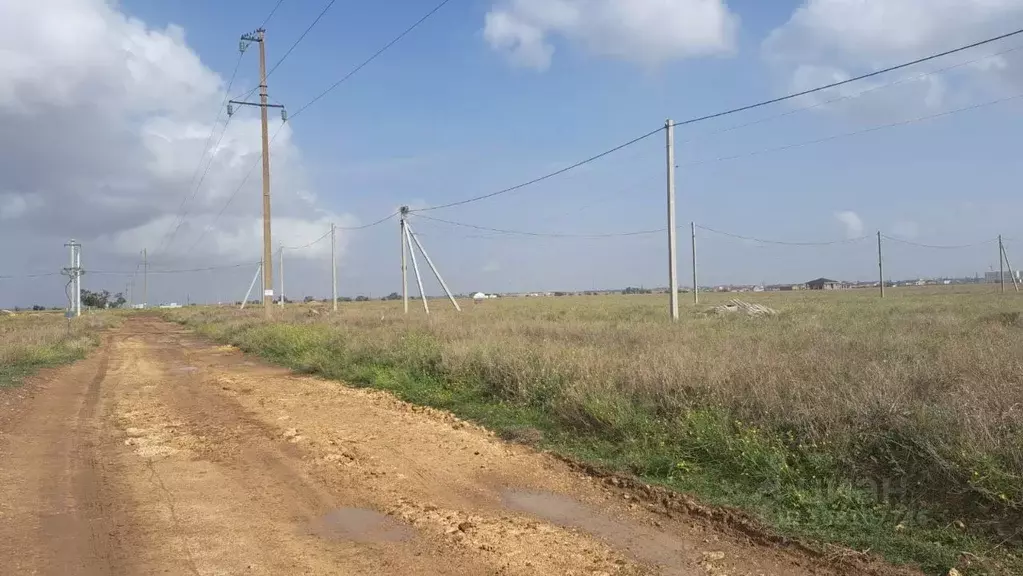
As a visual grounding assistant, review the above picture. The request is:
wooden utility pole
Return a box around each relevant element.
[877,232,884,299]
[279,245,285,308]
[666,119,679,321]
[230,29,287,320]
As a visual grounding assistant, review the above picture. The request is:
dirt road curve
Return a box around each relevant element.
[0,317,895,575]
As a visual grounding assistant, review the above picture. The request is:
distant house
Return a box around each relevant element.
[805,278,842,290]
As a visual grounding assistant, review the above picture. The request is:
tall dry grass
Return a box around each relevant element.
[0,311,112,385]
[168,287,1023,565]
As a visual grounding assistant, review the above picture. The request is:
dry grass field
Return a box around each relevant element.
[0,310,114,387]
[157,287,1021,572]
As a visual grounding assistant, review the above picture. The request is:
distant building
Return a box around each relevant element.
[985,271,1022,283]
[805,278,842,290]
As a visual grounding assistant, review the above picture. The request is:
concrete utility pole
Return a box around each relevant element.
[665,119,679,321]
[1000,235,1005,294]
[230,29,287,320]
[406,221,461,312]
[142,248,148,309]
[331,223,338,312]
[63,240,83,317]
[691,221,698,305]
[1001,236,1019,293]
[404,223,429,314]
[400,206,409,314]
[241,261,262,310]
[877,231,885,299]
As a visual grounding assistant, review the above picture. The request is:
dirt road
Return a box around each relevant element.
[0,317,907,575]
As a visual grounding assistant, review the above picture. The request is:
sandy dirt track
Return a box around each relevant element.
[0,317,912,575]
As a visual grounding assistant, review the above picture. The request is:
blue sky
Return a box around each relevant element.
[2,0,1023,306]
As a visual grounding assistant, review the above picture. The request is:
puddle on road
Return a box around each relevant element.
[308,508,415,543]
[501,489,700,575]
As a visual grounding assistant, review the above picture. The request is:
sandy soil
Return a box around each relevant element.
[0,317,920,575]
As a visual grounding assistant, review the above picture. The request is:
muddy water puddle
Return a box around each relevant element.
[502,489,707,575]
[308,508,415,543]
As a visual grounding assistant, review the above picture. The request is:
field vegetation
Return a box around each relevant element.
[164,287,1023,574]
[0,311,114,387]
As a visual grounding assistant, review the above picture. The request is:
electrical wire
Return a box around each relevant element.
[188,1,449,251]
[881,235,996,249]
[682,92,1023,168]
[413,214,666,238]
[260,0,288,29]
[679,43,1023,148]
[696,225,871,246]
[290,0,454,120]
[89,262,260,276]
[410,26,1023,214]
[265,0,338,78]
[671,27,1023,130]
[336,211,401,230]
[409,127,664,213]
[281,229,332,250]
[153,53,245,257]
[0,272,63,280]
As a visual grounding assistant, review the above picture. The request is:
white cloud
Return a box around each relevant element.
[893,220,920,239]
[834,210,864,238]
[764,0,1023,112]
[483,0,739,70]
[0,0,350,272]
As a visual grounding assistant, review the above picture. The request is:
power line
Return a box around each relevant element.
[881,235,996,249]
[671,27,1023,130]
[290,0,454,120]
[696,225,870,246]
[153,0,296,260]
[336,211,401,230]
[414,214,666,238]
[188,1,448,251]
[682,91,1023,168]
[680,43,1023,148]
[410,26,1023,214]
[260,0,288,29]
[153,53,245,257]
[0,272,63,280]
[265,0,338,78]
[409,128,663,213]
[90,262,260,276]
[281,229,332,250]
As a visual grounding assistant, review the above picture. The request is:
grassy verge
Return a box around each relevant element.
[0,311,116,387]
[166,292,1023,575]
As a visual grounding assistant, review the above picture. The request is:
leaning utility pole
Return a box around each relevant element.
[1001,236,1019,293]
[665,119,679,321]
[331,223,338,312]
[229,29,287,320]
